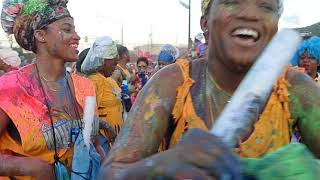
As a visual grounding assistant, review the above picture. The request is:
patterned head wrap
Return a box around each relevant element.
[291,36,320,66]
[1,0,71,52]
[201,0,211,16]
[158,44,179,63]
[81,36,119,75]
[201,0,283,16]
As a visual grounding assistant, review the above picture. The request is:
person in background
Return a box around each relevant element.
[194,33,208,58]
[116,45,133,113]
[131,57,149,104]
[292,36,320,85]
[158,44,179,70]
[76,47,90,75]
[81,36,123,153]
[0,48,21,75]
[116,45,131,81]
[136,56,149,87]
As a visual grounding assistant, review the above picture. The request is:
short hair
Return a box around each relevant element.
[77,48,90,73]
[207,0,283,17]
[117,44,129,58]
[137,57,149,66]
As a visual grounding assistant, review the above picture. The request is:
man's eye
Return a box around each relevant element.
[222,0,238,6]
[260,2,276,12]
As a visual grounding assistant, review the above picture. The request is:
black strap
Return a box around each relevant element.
[35,64,60,162]
[35,64,82,162]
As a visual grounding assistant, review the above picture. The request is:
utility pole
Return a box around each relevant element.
[179,0,192,48]
[150,25,153,55]
[188,0,191,49]
[121,24,124,45]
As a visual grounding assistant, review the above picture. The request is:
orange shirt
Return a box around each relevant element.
[162,59,295,158]
[0,64,96,180]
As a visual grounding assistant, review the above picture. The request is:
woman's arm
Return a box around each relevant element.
[287,69,320,158]
[0,108,55,179]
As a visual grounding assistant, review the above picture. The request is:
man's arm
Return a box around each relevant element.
[287,69,320,158]
[99,64,184,179]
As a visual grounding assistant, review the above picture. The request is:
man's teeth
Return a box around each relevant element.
[232,28,259,39]
[70,44,78,48]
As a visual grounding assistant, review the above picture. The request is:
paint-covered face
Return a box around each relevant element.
[158,61,171,70]
[44,17,80,62]
[103,58,118,77]
[137,61,148,73]
[209,0,279,72]
[299,51,319,76]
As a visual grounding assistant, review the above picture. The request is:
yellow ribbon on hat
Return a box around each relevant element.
[201,0,212,15]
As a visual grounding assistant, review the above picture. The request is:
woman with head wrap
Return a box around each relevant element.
[157,44,179,70]
[292,36,320,85]
[100,0,320,179]
[81,36,123,152]
[0,48,21,74]
[0,0,108,179]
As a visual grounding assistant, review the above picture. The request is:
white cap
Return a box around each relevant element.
[0,48,21,67]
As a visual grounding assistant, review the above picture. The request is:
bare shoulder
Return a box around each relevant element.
[145,62,184,95]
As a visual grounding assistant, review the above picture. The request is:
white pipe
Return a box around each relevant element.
[210,29,302,148]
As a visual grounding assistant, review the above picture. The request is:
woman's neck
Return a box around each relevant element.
[118,60,127,69]
[207,55,246,95]
[36,54,66,81]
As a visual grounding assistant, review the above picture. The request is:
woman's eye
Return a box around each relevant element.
[62,28,72,33]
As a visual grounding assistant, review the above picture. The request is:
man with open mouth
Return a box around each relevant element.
[100,0,320,179]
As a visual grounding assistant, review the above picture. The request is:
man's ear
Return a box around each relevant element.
[34,30,46,43]
[200,15,208,33]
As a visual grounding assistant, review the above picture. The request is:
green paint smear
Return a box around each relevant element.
[22,0,48,16]
[289,85,320,143]
[243,143,320,179]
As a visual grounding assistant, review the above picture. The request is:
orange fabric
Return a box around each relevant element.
[89,73,123,135]
[0,65,96,180]
[168,59,294,158]
[169,59,208,148]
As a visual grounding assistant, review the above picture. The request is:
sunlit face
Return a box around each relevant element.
[44,17,80,62]
[299,51,319,76]
[209,0,279,72]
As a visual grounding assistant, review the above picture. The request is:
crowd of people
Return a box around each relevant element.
[0,0,320,179]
